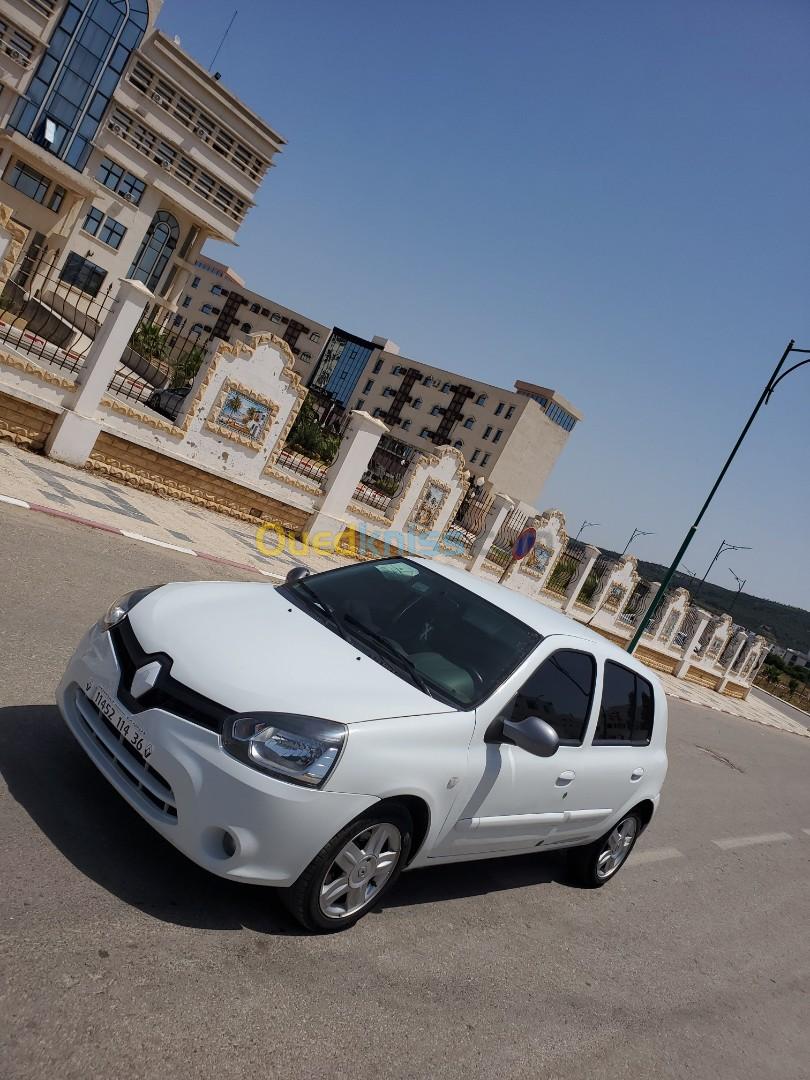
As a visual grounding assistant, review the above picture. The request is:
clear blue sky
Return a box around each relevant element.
[158,0,810,609]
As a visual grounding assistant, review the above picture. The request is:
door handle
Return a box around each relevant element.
[556,770,576,785]
[630,768,645,782]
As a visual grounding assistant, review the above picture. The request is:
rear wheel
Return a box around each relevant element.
[280,805,412,932]
[570,812,641,888]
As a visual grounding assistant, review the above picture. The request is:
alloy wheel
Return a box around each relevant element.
[319,822,402,919]
[596,817,638,880]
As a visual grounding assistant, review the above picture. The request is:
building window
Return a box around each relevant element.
[383,387,396,397]
[492,428,503,443]
[191,276,201,288]
[480,452,490,466]
[423,374,432,385]
[505,405,515,419]
[441,381,452,393]
[419,427,432,439]
[241,322,252,333]
[300,352,312,362]
[201,304,212,314]
[495,402,504,416]
[172,313,183,327]
[363,380,374,394]
[261,307,270,317]
[59,252,107,297]
[401,419,411,431]
[82,206,126,249]
[411,397,422,410]
[181,296,191,308]
[128,210,179,291]
[250,302,260,314]
[270,312,281,323]
[471,449,480,463]
[355,399,365,410]
[463,417,474,429]
[82,206,104,236]
[310,332,320,343]
[483,425,492,439]
[210,306,220,315]
[373,407,385,418]
[373,358,383,374]
[6,160,50,204]
[476,394,487,406]
[10,0,148,172]
[191,322,203,333]
[95,157,145,205]
[453,439,463,449]
[430,405,444,416]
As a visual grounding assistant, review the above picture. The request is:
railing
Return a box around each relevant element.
[718,627,743,666]
[545,539,587,597]
[443,486,494,559]
[617,581,652,626]
[107,310,206,413]
[486,507,529,569]
[642,590,671,637]
[352,468,406,514]
[575,552,616,607]
[673,606,700,650]
[0,245,117,377]
[273,447,328,486]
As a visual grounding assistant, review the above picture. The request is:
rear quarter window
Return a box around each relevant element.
[594,660,655,745]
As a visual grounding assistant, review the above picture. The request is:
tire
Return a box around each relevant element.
[569,811,642,888]
[280,804,413,932]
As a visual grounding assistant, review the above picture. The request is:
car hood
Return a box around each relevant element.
[127,581,455,724]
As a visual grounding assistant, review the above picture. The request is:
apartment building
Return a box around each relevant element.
[0,0,283,321]
[310,335,583,505]
[178,255,330,381]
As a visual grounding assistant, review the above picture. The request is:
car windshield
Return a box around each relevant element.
[280,558,542,708]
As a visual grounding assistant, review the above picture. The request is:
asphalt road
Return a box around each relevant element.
[2,506,809,1080]
[750,686,810,732]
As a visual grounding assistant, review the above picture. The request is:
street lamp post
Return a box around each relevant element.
[575,520,600,541]
[727,567,747,617]
[628,339,810,654]
[621,527,654,556]
[693,540,752,600]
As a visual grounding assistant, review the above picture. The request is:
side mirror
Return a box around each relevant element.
[285,566,310,585]
[501,715,560,758]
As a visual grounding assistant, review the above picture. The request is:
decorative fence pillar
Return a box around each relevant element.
[304,410,387,547]
[45,278,153,466]
[467,493,514,575]
[717,630,749,693]
[562,544,601,614]
[674,608,712,678]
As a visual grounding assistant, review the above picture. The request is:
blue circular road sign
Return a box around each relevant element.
[512,526,537,561]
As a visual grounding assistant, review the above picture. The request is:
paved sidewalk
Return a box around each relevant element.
[0,440,349,579]
[1,440,805,739]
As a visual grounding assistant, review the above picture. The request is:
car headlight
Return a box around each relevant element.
[102,585,163,630]
[222,713,347,787]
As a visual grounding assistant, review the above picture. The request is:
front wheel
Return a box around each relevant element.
[280,805,412,932]
[570,811,641,888]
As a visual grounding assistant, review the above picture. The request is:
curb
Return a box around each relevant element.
[0,493,285,581]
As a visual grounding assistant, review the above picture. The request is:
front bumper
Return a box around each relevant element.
[57,623,378,885]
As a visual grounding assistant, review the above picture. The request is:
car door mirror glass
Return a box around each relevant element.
[501,715,560,758]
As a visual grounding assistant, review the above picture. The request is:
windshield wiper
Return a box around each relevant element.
[343,615,435,698]
[292,582,349,641]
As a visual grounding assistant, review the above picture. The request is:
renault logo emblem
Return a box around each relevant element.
[131,661,162,698]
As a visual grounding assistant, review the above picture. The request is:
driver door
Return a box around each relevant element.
[432,637,604,858]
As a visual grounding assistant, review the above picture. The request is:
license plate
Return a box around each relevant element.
[87,682,154,762]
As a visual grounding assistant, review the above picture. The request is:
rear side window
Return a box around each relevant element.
[510,650,596,745]
[594,661,655,745]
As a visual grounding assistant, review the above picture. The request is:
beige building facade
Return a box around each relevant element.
[322,341,583,505]
[178,255,330,381]
[0,0,283,320]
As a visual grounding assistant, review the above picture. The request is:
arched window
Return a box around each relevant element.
[128,210,179,291]
[453,439,464,449]
[10,1,149,172]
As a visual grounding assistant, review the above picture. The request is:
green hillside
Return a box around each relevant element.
[599,552,810,653]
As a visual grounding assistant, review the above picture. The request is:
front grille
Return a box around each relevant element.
[73,687,177,820]
[109,619,232,734]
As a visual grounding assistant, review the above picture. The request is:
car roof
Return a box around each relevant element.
[409,557,653,672]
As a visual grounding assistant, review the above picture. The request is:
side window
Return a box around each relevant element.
[510,650,596,745]
[594,661,655,745]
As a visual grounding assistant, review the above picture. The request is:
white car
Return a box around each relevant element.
[57,557,668,931]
